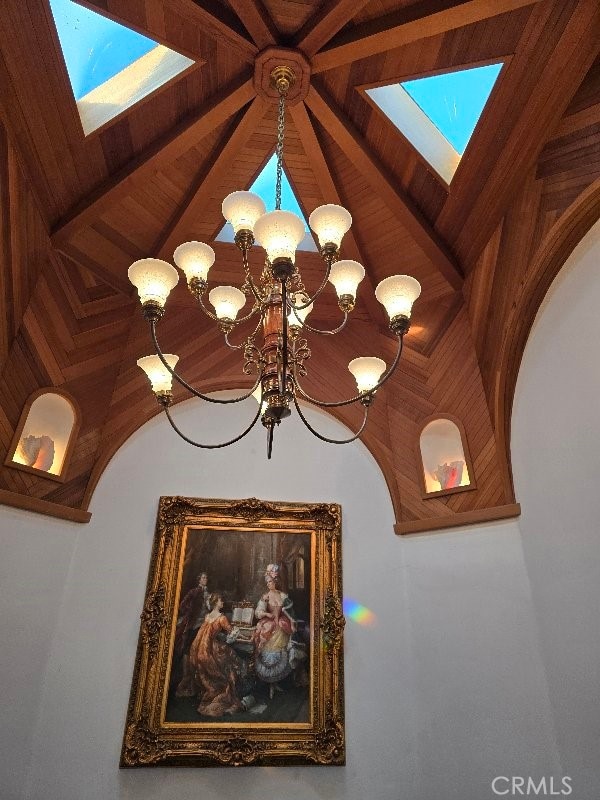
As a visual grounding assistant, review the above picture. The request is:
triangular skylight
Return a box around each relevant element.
[49,0,194,135]
[216,153,318,252]
[366,63,502,184]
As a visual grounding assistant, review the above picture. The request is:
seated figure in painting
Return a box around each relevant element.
[254,564,299,699]
[173,571,210,696]
[189,592,242,717]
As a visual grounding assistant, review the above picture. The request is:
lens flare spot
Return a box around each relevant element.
[343,598,377,626]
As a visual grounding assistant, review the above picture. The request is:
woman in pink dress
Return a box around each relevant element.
[189,593,242,717]
[254,566,297,697]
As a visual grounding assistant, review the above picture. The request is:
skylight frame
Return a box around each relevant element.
[359,59,507,188]
[47,0,200,138]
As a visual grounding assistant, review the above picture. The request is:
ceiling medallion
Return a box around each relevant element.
[129,66,421,458]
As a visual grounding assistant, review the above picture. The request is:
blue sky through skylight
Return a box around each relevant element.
[401,63,502,154]
[217,154,317,250]
[49,0,157,99]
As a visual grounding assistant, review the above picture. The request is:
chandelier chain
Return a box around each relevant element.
[275,91,286,211]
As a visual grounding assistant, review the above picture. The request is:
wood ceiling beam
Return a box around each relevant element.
[226,0,278,50]
[289,102,388,328]
[293,0,372,58]
[311,0,543,73]
[78,0,257,62]
[155,97,268,259]
[51,75,256,248]
[305,84,463,290]
[439,0,600,269]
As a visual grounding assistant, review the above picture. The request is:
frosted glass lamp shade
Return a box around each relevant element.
[375,275,421,319]
[209,286,246,320]
[348,357,386,393]
[137,354,179,393]
[253,210,305,263]
[328,260,365,299]
[288,294,313,328]
[308,204,352,249]
[222,191,266,234]
[128,259,179,307]
[173,241,215,283]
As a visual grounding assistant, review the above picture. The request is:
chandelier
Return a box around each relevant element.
[128,66,421,458]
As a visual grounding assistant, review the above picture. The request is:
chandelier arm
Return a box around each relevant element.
[241,246,265,305]
[293,396,369,444]
[293,307,349,335]
[150,321,262,404]
[163,398,263,449]
[293,333,404,408]
[224,314,264,350]
[288,260,332,310]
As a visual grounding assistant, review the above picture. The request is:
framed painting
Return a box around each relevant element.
[121,496,345,767]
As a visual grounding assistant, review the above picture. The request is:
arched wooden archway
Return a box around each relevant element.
[497,177,600,494]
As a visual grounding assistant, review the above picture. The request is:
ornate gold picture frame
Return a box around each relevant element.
[121,496,345,767]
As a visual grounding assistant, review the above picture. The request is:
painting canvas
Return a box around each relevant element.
[121,497,345,767]
[166,527,312,724]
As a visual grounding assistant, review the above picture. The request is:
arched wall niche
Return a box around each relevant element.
[5,388,81,482]
[497,177,600,495]
[417,414,475,498]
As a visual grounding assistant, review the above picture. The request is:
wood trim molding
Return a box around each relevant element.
[0,489,91,523]
[394,503,521,535]
[494,177,600,494]
[311,0,542,73]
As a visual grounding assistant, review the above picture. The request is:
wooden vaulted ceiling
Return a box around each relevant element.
[0,0,598,531]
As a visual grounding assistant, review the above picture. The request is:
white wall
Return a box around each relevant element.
[1,219,599,800]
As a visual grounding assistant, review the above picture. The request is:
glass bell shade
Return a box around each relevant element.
[308,204,352,249]
[375,275,421,319]
[208,286,246,320]
[288,293,313,328]
[328,260,365,299]
[253,210,305,263]
[222,191,266,234]
[137,354,179,393]
[348,357,386,393]
[173,241,215,283]
[128,259,179,307]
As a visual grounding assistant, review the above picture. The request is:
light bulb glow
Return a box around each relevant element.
[137,354,179,393]
[222,191,266,234]
[128,259,179,307]
[288,294,313,328]
[252,385,268,413]
[309,204,352,249]
[209,286,246,320]
[173,241,215,283]
[328,260,365,298]
[253,210,305,263]
[375,275,421,319]
[348,357,386,393]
